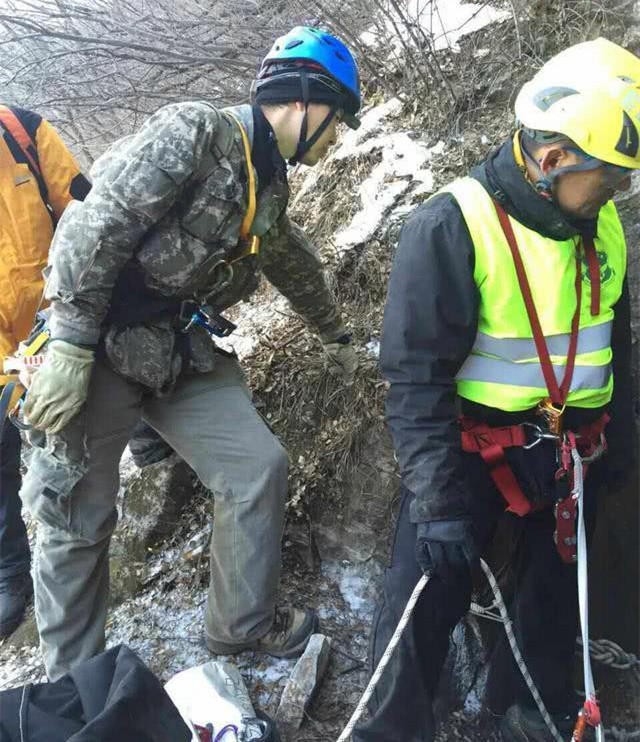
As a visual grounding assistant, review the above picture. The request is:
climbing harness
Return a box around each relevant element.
[461,200,608,562]
[181,111,259,339]
[224,111,259,258]
[460,413,608,563]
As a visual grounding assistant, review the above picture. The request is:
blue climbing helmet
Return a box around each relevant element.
[253,26,361,163]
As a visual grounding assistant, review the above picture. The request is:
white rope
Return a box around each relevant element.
[335,572,430,742]
[19,683,28,742]
[478,559,566,742]
[578,638,640,681]
[571,446,605,742]
[335,509,638,742]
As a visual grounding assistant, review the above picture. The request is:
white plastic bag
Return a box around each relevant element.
[165,661,269,742]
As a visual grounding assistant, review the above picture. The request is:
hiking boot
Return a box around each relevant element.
[500,704,584,742]
[0,572,33,639]
[206,606,318,659]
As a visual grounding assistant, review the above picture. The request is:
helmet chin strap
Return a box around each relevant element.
[289,69,340,165]
[520,137,605,200]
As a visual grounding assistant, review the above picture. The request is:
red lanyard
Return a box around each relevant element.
[493,202,600,407]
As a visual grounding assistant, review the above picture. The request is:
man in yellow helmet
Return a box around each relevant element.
[354,38,638,742]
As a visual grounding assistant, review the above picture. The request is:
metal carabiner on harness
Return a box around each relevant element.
[179,302,237,339]
[521,422,561,450]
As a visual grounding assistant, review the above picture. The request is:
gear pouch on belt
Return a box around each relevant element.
[102,322,183,394]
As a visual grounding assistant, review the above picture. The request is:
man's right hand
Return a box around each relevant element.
[415,519,477,584]
[23,340,95,434]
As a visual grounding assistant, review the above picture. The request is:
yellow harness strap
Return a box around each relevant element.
[225,112,260,260]
[513,130,527,169]
[0,327,50,420]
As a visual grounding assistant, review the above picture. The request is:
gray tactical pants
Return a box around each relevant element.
[20,353,288,680]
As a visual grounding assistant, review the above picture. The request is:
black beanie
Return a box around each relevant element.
[253,73,345,110]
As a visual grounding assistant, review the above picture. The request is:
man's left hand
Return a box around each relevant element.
[322,333,358,384]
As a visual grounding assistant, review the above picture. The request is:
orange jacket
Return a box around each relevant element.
[0,107,90,370]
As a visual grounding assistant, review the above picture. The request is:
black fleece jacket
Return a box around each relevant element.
[381,140,635,523]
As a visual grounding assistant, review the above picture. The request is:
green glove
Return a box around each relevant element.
[322,334,358,385]
[23,340,95,433]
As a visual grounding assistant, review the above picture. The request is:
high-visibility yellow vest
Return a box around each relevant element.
[444,177,626,411]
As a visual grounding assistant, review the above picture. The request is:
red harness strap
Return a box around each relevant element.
[460,417,532,516]
[460,414,609,531]
[493,202,586,408]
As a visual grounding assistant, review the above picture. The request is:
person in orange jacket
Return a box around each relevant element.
[0,106,173,639]
[0,105,92,637]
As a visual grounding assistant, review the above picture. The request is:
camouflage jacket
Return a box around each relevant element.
[45,102,346,391]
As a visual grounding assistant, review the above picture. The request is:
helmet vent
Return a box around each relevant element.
[285,40,303,50]
[615,110,639,157]
[533,86,579,111]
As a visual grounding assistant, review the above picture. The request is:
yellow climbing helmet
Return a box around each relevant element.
[515,37,640,169]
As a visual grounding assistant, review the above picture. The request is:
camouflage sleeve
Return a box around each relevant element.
[46,102,223,345]
[261,213,347,341]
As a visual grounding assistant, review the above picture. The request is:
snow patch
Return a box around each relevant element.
[291,98,404,209]
[366,339,380,358]
[321,560,381,620]
[333,131,443,249]
[295,98,444,251]
[215,292,290,359]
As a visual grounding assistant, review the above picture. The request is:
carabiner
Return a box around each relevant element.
[214,725,238,741]
[522,422,560,449]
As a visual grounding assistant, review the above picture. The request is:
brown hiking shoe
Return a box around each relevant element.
[206,606,318,659]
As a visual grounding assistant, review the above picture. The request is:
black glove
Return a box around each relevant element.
[415,519,478,584]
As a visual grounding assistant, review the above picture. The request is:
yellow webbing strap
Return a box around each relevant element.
[225,112,258,250]
[21,329,50,357]
[0,328,50,421]
[513,130,526,168]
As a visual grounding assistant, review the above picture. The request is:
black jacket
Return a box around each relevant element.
[0,645,190,742]
[381,140,635,523]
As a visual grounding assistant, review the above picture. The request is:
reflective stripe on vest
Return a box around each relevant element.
[472,321,612,361]
[456,355,611,389]
[442,177,626,412]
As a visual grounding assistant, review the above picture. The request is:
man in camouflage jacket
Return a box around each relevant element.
[21,26,362,680]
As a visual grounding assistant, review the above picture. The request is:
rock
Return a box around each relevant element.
[275,633,332,730]
[312,424,397,563]
[110,451,198,604]
[4,608,39,649]
[435,617,489,723]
